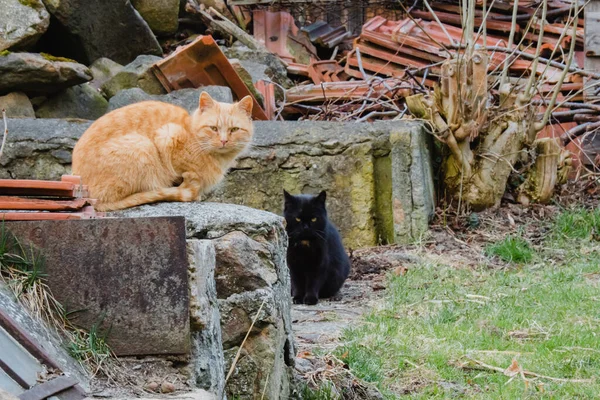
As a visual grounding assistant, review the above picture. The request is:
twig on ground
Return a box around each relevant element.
[460,356,595,383]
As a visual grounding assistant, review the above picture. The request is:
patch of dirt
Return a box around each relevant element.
[89,356,191,398]
[292,178,600,397]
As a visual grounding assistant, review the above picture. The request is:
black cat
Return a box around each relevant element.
[283,190,350,305]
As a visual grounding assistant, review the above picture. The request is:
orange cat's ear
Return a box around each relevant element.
[199,92,216,112]
[236,95,253,117]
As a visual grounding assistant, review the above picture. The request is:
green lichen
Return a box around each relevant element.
[0,50,10,57]
[40,52,77,63]
[18,0,43,10]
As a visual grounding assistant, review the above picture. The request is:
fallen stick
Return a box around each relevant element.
[461,356,595,383]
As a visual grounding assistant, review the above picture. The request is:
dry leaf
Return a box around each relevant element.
[503,358,521,377]
[393,266,408,276]
[507,213,516,227]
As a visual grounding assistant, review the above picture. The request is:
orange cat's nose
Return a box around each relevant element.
[220,139,228,147]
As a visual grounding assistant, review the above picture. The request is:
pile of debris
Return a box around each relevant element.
[0,0,598,168]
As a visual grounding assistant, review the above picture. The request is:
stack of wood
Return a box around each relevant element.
[0,175,101,221]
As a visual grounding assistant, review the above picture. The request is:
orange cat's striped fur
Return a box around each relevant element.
[72,92,253,211]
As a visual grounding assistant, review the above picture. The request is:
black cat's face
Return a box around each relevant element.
[283,190,328,241]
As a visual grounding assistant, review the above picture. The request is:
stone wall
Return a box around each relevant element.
[119,203,295,399]
[2,118,434,247]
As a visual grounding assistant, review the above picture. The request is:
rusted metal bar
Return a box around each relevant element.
[19,376,81,400]
[0,309,62,371]
[0,357,30,389]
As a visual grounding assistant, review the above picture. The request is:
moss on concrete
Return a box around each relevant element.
[373,155,394,244]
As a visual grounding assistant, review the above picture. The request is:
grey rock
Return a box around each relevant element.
[36,83,108,119]
[40,0,162,65]
[223,43,293,89]
[213,231,278,299]
[89,57,123,90]
[107,87,233,113]
[132,0,179,36]
[0,92,35,117]
[0,118,89,178]
[101,55,165,99]
[0,52,92,95]
[188,240,225,399]
[0,0,49,51]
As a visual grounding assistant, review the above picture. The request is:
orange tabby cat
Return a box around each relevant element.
[71,92,253,211]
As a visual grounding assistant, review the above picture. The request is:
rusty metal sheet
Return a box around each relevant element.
[151,35,268,121]
[6,217,190,356]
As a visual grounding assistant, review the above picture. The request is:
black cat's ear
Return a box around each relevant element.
[315,191,327,205]
[283,190,294,206]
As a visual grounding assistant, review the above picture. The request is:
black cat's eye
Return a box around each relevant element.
[311,217,317,222]
[210,126,218,132]
[230,127,239,132]
[295,217,301,222]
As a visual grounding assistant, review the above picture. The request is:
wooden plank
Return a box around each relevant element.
[0,180,88,198]
[0,197,93,211]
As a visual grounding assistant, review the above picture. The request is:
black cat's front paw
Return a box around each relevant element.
[303,294,318,305]
[293,295,304,304]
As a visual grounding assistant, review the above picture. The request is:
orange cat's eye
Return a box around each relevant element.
[230,127,239,132]
[210,126,218,132]
[295,218,301,222]
[311,218,317,222]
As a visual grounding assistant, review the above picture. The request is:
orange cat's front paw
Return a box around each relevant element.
[178,187,198,202]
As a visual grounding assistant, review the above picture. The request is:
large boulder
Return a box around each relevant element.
[36,83,108,119]
[107,87,233,113]
[132,0,179,36]
[0,52,92,95]
[101,55,165,99]
[0,92,35,117]
[39,0,162,65]
[119,203,295,400]
[0,0,50,51]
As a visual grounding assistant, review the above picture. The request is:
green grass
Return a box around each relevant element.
[485,235,534,263]
[67,321,111,371]
[336,209,600,398]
